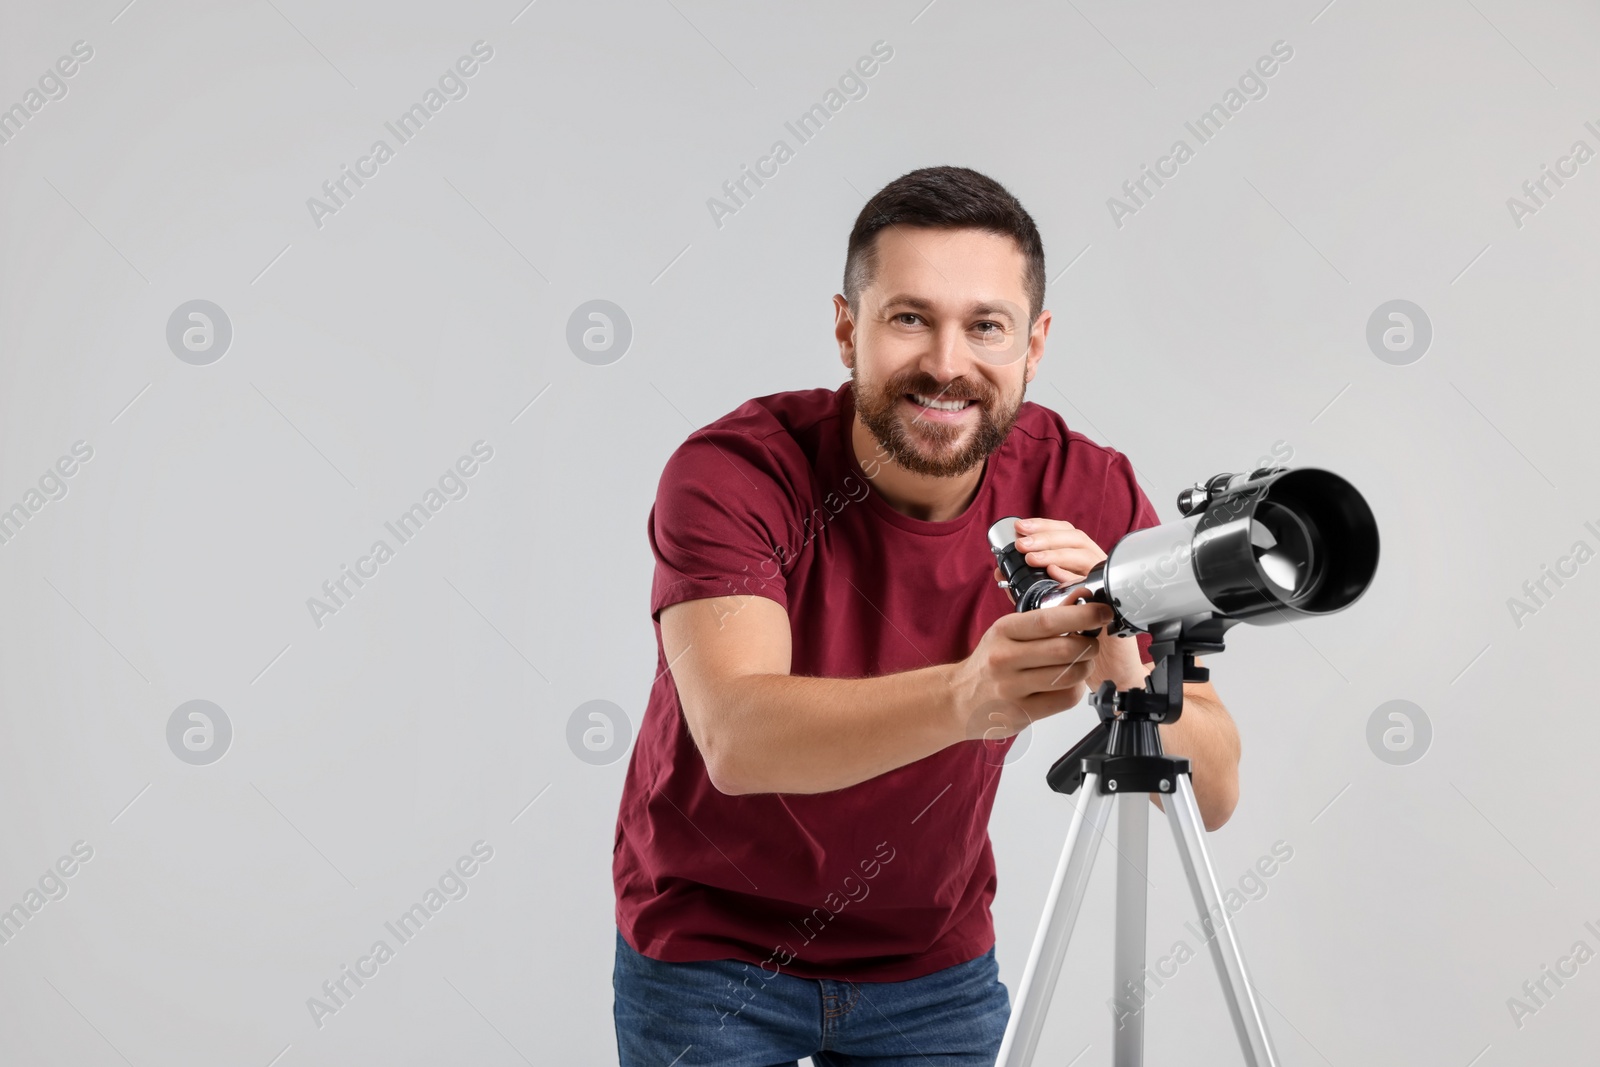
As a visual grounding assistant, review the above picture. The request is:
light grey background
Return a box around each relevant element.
[2,0,1596,1064]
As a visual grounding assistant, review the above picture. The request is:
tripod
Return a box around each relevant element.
[996,619,1279,1067]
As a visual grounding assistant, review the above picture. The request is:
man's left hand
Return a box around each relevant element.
[994,517,1149,691]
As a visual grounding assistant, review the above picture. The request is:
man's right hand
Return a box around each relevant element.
[952,600,1113,740]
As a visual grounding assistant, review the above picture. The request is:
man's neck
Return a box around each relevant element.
[852,414,985,522]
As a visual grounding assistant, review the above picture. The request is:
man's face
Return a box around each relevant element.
[837,226,1047,478]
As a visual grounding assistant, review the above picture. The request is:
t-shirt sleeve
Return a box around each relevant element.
[1103,451,1163,664]
[648,425,800,622]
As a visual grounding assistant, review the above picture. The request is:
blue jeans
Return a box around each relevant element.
[613,930,1011,1066]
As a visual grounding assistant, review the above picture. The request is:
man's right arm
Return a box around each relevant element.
[659,593,1116,796]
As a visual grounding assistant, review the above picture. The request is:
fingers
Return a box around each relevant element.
[1014,532,1094,556]
[1018,684,1090,719]
[1013,518,1106,577]
[1045,563,1088,585]
[997,600,1113,639]
[1016,660,1095,693]
[1014,517,1072,535]
[1013,518,1093,552]
[1020,542,1102,575]
[1002,632,1100,672]
[996,521,1103,589]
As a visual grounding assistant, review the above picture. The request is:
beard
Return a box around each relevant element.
[851,363,1026,478]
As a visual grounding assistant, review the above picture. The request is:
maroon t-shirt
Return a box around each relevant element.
[613,382,1159,981]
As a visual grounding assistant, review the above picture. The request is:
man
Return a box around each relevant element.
[613,166,1241,1066]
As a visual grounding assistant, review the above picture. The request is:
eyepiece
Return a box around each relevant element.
[987,517,1020,554]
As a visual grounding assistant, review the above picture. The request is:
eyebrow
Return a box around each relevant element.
[879,295,1017,323]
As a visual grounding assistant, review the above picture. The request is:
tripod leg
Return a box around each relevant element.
[996,772,1115,1067]
[1165,775,1280,1067]
[1112,794,1150,1067]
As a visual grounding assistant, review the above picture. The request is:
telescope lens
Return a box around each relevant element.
[1250,502,1315,599]
[1187,468,1377,623]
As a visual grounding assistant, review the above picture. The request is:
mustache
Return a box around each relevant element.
[889,374,995,404]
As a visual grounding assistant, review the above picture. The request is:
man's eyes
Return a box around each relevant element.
[889,314,1005,333]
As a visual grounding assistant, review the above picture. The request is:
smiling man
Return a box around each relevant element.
[612,166,1241,1066]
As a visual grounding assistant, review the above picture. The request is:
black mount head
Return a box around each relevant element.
[1044,617,1231,796]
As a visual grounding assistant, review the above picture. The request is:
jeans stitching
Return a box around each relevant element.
[819,980,839,1049]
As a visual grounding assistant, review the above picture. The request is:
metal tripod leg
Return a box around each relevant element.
[1165,775,1279,1067]
[996,771,1281,1067]
[1112,793,1149,1067]
[995,771,1115,1067]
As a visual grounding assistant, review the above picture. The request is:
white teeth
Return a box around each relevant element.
[911,393,972,412]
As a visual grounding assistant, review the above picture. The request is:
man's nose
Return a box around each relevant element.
[919,323,972,385]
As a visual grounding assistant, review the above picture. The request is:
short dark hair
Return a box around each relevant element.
[843,166,1046,325]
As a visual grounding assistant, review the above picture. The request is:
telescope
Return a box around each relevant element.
[988,465,1379,640]
[988,466,1379,1067]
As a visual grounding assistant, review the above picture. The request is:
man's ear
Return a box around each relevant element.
[1023,308,1051,384]
[833,294,856,370]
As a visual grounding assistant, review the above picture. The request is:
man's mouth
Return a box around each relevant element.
[905,392,978,415]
